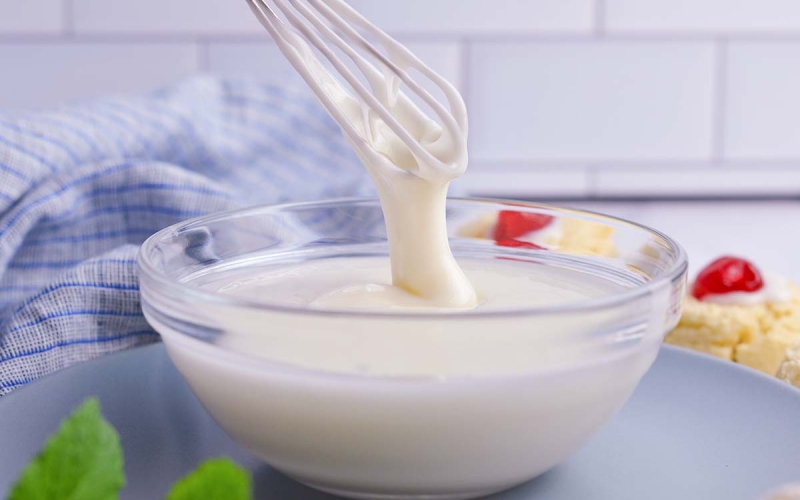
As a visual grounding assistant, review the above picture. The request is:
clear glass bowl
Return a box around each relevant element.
[138,198,687,500]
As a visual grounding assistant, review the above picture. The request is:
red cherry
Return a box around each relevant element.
[691,256,764,300]
[496,239,543,250]
[493,211,554,241]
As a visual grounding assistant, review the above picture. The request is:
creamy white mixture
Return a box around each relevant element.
[189,257,632,377]
[268,1,476,309]
[207,257,622,313]
[702,273,793,306]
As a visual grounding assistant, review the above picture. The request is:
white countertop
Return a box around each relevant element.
[564,200,800,282]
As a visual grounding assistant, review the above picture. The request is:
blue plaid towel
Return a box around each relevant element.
[0,76,375,395]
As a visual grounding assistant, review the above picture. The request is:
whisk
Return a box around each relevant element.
[245,0,468,182]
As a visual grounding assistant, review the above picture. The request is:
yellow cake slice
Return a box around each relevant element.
[456,211,616,258]
[665,256,800,376]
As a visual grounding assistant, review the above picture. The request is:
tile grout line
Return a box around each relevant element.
[62,0,75,37]
[4,31,791,44]
[586,168,599,199]
[712,38,728,164]
[593,0,606,37]
[458,38,471,111]
[197,40,211,72]
[467,159,800,171]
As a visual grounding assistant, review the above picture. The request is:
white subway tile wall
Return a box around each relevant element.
[725,42,800,159]
[206,40,463,91]
[605,0,800,33]
[454,168,591,198]
[0,43,199,111]
[467,41,715,161]
[344,0,595,35]
[2,0,800,198]
[0,0,63,34]
[595,168,800,197]
[73,0,263,34]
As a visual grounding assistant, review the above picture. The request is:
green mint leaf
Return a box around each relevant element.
[8,397,125,500]
[165,458,251,500]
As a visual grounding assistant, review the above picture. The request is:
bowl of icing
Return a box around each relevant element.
[138,198,687,500]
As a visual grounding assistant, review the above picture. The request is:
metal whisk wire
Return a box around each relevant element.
[245,0,467,177]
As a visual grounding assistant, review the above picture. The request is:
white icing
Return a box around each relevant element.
[701,272,793,305]
[518,219,563,247]
[195,256,635,375]
[209,256,622,314]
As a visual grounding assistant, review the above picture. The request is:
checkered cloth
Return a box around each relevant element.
[0,76,375,395]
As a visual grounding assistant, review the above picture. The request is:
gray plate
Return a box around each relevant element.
[1,344,800,499]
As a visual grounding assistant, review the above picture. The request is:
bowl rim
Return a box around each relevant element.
[136,197,688,320]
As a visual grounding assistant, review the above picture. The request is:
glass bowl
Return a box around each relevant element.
[137,198,687,500]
